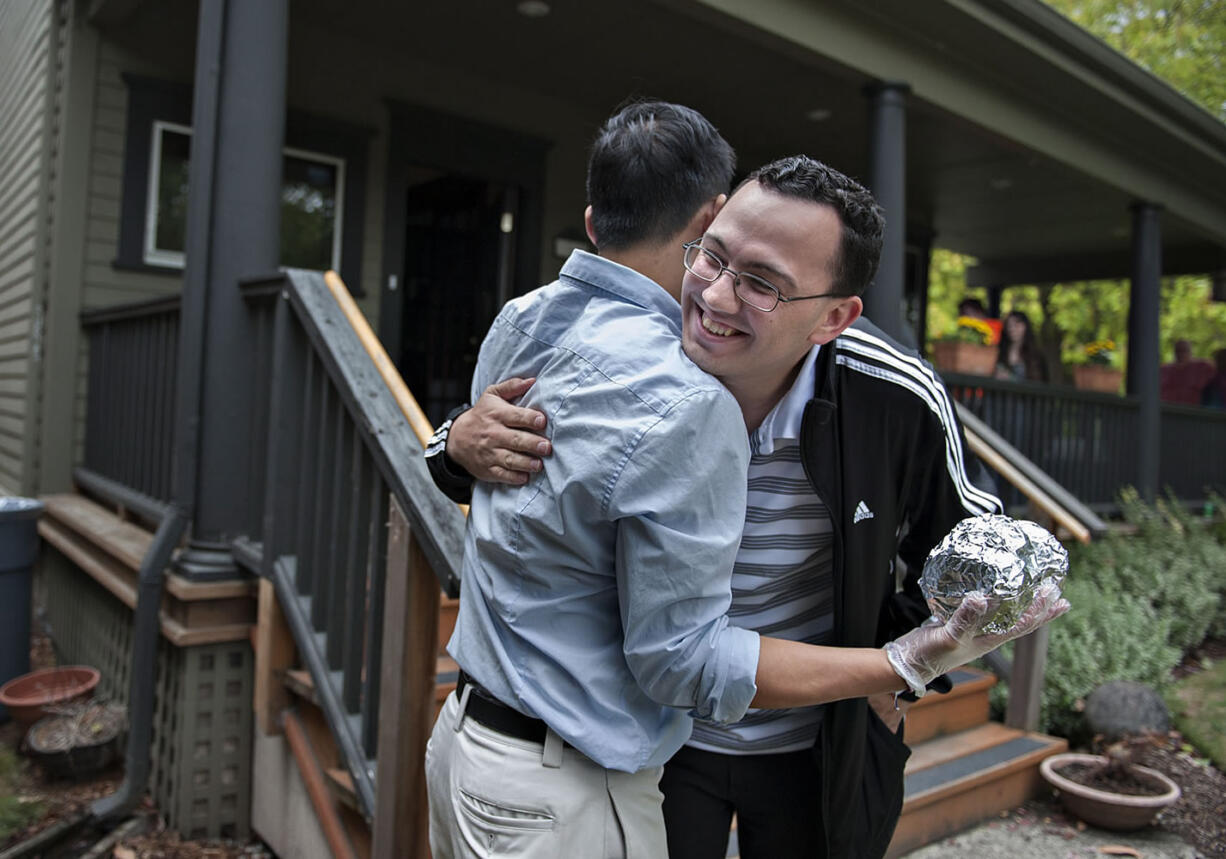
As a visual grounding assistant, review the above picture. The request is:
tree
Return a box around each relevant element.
[1041,0,1226,121]
[925,3,1226,375]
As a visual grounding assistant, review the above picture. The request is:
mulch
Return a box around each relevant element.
[1133,735,1226,859]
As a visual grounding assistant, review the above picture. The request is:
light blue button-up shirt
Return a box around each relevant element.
[448,250,760,772]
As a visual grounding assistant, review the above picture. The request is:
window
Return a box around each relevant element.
[118,76,368,291]
[142,122,346,271]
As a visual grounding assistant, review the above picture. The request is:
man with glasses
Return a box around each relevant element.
[426,104,1065,859]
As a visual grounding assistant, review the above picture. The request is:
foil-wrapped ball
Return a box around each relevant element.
[920,514,1068,635]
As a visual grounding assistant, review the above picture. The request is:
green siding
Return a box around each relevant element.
[0,0,54,496]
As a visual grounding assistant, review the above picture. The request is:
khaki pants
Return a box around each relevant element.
[425,689,667,858]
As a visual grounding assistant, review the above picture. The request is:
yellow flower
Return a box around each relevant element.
[1083,340,1116,366]
[940,316,996,346]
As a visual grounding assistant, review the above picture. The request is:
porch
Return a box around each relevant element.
[7,0,1226,855]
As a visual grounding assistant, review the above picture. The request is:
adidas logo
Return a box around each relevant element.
[853,500,874,524]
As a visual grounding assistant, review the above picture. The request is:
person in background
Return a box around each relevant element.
[994,310,1048,382]
[1202,348,1226,408]
[1161,339,1216,405]
[958,296,1002,344]
[958,297,990,319]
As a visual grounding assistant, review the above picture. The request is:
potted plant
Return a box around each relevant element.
[1072,340,1123,393]
[1039,734,1181,831]
[931,316,999,375]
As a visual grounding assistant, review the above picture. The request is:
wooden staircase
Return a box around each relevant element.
[887,668,1067,856]
[717,668,1066,858]
[264,591,1064,859]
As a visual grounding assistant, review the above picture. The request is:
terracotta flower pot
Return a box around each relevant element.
[1072,364,1123,394]
[932,341,997,376]
[0,665,100,727]
[1040,752,1180,831]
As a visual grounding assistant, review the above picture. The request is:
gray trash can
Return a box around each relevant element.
[0,497,44,722]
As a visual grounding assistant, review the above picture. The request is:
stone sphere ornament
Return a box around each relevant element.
[920,514,1068,635]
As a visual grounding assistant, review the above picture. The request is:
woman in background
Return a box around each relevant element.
[995,310,1048,382]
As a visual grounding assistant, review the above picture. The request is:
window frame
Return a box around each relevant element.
[117,75,368,293]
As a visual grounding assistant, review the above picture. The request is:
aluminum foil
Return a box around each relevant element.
[920,514,1068,635]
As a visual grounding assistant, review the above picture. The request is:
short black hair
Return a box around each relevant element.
[959,297,989,317]
[586,99,735,251]
[739,156,884,297]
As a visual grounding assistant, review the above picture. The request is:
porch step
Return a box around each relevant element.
[887,722,1067,857]
[284,655,457,729]
[284,669,320,706]
[904,667,996,745]
[326,767,361,813]
[38,492,255,646]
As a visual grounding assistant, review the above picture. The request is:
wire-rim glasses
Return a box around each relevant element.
[682,240,849,312]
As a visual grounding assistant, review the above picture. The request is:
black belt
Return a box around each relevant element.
[457,670,550,744]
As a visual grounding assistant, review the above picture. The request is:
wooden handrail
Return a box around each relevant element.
[324,270,469,517]
[963,426,1091,544]
[323,270,435,448]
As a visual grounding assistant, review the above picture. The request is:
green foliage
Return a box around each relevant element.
[0,746,42,842]
[928,4,1226,375]
[925,248,1226,380]
[992,492,1226,738]
[1077,489,1226,651]
[1041,0,1226,123]
[1166,657,1226,771]
[1037,576,1181,739]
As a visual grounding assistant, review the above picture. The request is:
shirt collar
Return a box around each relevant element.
[752,344,820,455]
[559,250,681,330]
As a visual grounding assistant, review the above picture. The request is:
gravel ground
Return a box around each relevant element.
[904,736,1226,859]
[903,798,1202,859]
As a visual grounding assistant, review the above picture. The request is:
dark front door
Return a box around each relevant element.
[400,170,520,424]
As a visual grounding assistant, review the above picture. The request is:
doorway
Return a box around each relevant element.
[379,103,547,425]
[400,169,520,423]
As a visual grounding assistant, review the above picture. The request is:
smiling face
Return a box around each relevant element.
[681,182,862,419]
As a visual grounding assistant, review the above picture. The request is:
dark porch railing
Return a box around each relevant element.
[82,297,181,503]
[945,373,1226,512]
[78,270,465,853]
[253,269,464,824]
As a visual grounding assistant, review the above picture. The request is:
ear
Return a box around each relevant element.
[808,296,863,346]
[697,193,726,234]
[584,206,598,247]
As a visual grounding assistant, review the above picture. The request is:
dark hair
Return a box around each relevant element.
[738,156,884,296]
[998,310,1048,382]
[958,297,989,318]
[586,99,735,251]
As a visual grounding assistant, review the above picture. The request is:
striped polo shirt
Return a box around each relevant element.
[688,345,834,755]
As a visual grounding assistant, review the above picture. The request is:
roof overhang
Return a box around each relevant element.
[88,0,1226,287]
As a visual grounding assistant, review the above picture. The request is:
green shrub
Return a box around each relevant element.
[1037,576,1181,739]
[992,490,1226,739]
[1070,489,1223,652]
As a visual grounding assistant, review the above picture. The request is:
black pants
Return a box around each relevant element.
[660,744,825,859]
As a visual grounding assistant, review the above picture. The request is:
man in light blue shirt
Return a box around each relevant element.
[424,102,1066,859]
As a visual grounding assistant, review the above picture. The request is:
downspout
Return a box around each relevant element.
[73,468,188,823]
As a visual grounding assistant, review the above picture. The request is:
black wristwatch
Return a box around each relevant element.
[425,404,476,504]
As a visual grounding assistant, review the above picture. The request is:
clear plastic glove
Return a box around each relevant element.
[883,582,1070,697]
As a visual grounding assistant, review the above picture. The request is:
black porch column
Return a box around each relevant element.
[173,0,289,579]
[1127,201,1163,502]
[864,81,910,344]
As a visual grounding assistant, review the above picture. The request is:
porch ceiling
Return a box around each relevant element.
[93,0,1226,286]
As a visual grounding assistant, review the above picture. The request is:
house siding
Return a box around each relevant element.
[0,0,55,495]
[82,42,183,309]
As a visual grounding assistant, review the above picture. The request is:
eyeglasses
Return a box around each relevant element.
[681,240,849,312]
